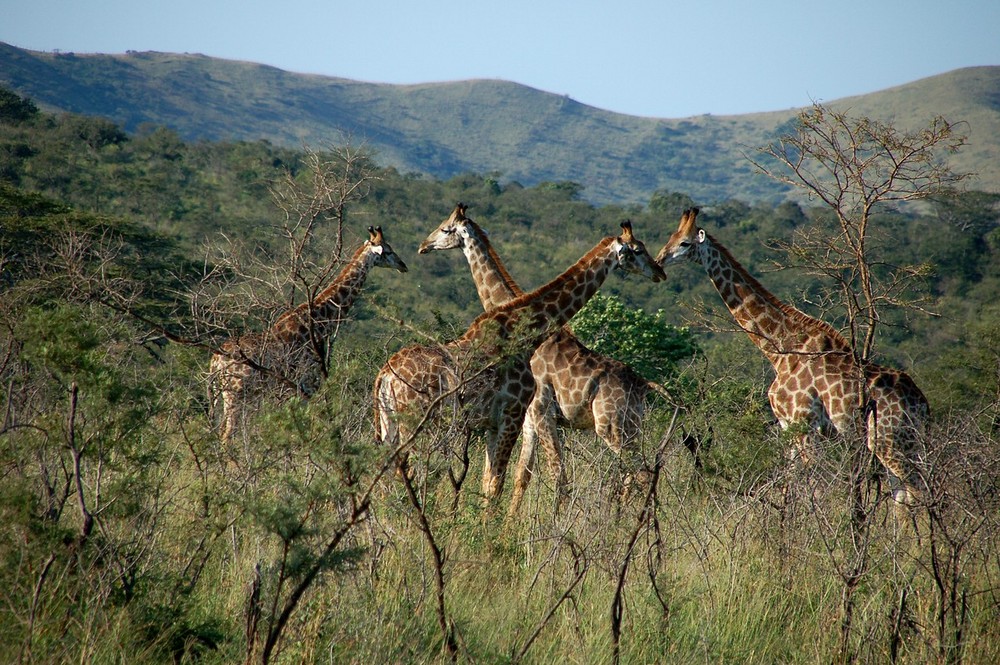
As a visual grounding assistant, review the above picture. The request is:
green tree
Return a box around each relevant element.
[0,86,38,123]
[647,190,696,216]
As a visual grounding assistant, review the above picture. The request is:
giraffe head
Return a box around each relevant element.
[616,220,666,282]
[655,208,702,267]
[418,202,478,254]
[366,225,409,272]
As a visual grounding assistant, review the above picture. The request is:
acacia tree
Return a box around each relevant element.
[269,140,379,284]
[749,104,970,360]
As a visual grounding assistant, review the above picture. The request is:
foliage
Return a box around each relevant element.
[569,293,699,385]
[0,86,38,124]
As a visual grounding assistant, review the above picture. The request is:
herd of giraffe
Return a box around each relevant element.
[415,204,674,513]
[209,205,929,512]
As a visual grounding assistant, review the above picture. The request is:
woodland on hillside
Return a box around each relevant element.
[2,88,1000,664]
[5,44,998,206]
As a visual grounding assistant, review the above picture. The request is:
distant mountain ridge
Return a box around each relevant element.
[2,42,998,204]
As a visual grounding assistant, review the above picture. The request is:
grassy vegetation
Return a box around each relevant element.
[1,94,999,663]
[5,348,997,664]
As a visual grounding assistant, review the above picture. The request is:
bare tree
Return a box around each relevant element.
[749,104,970,359]
[745,105,974,662]
[269,140,380,288]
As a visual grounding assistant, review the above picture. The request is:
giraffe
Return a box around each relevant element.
[656,208,928,504]
[418,203,672,514]
[210,226,408,441]
[374,220,665,506]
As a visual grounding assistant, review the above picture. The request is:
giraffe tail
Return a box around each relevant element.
[645,380,675,405]
[372,367,397,446]
[207,353,223,428]
[372,370,385,444]
[863,396,878,424]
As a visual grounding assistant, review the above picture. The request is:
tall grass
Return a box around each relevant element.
[2,346,998,664]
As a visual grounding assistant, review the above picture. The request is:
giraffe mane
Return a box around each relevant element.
[470,236,616,323]
[465,218,526,298]
[708,235,853,352]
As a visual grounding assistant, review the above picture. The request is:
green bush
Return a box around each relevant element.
[569,293,699,385]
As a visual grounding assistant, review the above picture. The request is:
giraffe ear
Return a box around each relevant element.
[697,229,707,244]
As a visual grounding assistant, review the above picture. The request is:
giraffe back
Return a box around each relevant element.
[530,329,650,437]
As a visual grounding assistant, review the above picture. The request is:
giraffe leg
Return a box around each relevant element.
[219,394,233,442]
[207,374,220,431]
[373,373,415,481]
[481,424,507,503]
[593,398,646,499]
[866,417,925,545]
[512,379,576,517]
[219,385,240,443]
[592,399,617,453]
[518,385,566,513]
[509,406,539,517]
[482,404,527,506]
[536,414,566,513]
[619,405,653,499]
[867,411,923,507]
[216,360,253,444]
[389,421,417,482]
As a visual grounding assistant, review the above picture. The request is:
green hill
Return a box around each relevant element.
[1,42,998,204]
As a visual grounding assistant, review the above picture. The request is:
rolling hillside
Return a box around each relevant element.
[1,42,998,204]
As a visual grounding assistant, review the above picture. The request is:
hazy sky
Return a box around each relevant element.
[4,0,999,118]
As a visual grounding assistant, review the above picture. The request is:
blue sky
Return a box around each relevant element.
[4,0,999,118]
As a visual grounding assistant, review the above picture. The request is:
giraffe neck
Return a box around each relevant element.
[459,236,618,346]
[272,243,373,343]
[696,234,848,361]
[462,221,522,309]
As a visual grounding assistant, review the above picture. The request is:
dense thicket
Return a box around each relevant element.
[2,92,999,664]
